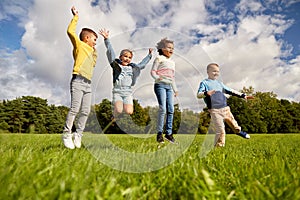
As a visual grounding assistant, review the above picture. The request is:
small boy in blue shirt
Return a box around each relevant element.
[197,63,254,147]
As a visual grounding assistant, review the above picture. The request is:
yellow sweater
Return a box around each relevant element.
[67,15,97,80]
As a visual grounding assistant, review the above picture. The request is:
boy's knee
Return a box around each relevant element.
[80,109,90,117]
[69,107,80,115]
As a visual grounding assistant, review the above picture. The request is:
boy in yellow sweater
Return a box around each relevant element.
[62,6,98,149]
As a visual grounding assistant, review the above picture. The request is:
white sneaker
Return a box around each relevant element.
[73,132,83,148]
[62,133,75,149]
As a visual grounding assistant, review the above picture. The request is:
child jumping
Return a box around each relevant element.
[197,63,254,147]
[62,6,98,149]
[99,29,152,120]
[151,38,178,144]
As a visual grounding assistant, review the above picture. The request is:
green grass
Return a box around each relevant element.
[0,133,299,200]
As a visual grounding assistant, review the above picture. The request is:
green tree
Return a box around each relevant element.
[177,108,199,134]
[0,121,9,132]
[172,103,181,134]
[21,96,50,133]
[132,99,150,127]
[109,99,151,134]
[255,92,283,133]
[95,98,117,134]
[0,96,68,134]
[145,106,158,134]
[3,98,27,133]
[279,99,299,133]
[85,106,100,133]
[198,108,210,134]
[45,105,66,134]
[291,101,300,132]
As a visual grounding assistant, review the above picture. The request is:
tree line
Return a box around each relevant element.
[0,87,299,134]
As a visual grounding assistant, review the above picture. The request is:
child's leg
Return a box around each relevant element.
[114,101,123,116]
[209,108,226,147]
[123,94,133,115]
[165,85,174,135]
[112,92,123,117]
[223,106,241,134]
[63,80,84,133]
[154,83,167,134]
[76,88,92,134]
[123,104,133,115]
[62,79,85,149]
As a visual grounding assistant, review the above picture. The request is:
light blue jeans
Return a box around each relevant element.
[154,83,174,135]
[63,77,92,134]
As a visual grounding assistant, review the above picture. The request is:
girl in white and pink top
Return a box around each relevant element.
[151,38,178,144]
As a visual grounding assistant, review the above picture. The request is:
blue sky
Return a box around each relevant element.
[0,0,299,111]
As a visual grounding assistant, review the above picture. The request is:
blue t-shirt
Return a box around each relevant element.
[197,79,244,109]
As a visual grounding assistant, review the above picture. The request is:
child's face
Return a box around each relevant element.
[86,34,97,48]
[119,51,133,66]
[207,65,219,80]
[162,42,174,58]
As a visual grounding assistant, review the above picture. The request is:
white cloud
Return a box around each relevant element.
[0,49,69,104]
[1,0,299,110]
[0,0,32,23]
[235,0,263,15]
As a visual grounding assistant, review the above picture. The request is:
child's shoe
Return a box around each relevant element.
[73,132,83,148]
[62,133,75,149]
[156,133,164,143]
[237,131,250,139]
[165,134,176,144]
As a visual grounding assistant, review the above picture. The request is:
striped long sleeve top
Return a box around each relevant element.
[151,55,178,92]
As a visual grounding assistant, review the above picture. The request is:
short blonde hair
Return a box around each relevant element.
[207,63,219,71]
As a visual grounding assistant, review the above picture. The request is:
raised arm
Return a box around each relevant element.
[223,83,254,99]
[67,6,80,47]
[71,6,78,16]
[99,29,115,64]
[135,48,153,69]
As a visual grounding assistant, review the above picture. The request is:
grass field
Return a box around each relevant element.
[0,133,299,200]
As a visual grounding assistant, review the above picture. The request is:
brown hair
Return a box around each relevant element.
[79,28,98,41]
[156,37,174,55]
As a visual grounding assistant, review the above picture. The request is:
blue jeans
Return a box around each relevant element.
[63,76,92,134]
[154,83,174,135]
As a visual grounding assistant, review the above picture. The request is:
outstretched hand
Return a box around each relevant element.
[71,6,78,16]
[207,90,216,96]
[148,48,153,55]
[99,28,109,39]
